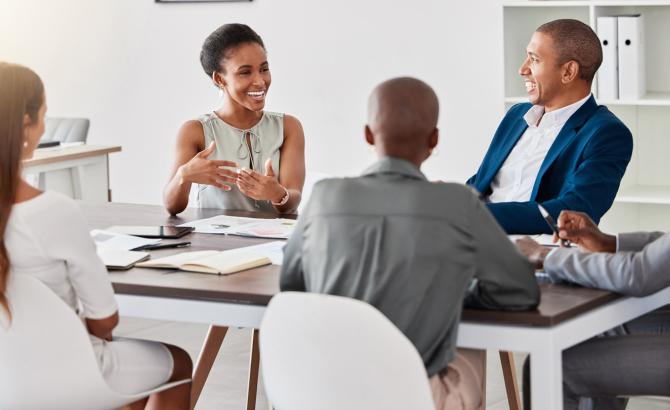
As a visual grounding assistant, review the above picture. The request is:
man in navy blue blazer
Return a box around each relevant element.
[468,19,633,234]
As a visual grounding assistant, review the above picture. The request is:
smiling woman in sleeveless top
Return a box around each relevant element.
[164,24,305,215]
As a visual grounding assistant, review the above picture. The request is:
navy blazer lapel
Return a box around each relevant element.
[480,117,528,191]
[530,95,598,199]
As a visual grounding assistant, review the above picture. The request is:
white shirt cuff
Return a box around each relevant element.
[546,247,560,261]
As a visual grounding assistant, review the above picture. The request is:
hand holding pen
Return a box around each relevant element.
[538,205,570,247]
[552,210,617,253]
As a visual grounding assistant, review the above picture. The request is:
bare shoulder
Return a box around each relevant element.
[177,119,205,149]
[283,114,304,142]
[15,180,43,203]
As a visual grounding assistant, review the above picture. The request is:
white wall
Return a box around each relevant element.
[0,0,506,205]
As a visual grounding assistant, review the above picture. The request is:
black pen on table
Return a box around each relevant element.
[133,241,191,251]
[537,205,570,247]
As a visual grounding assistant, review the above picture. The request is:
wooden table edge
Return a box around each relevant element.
[111,282,273,306]
[25,145,122,167]
[462,292,622,327]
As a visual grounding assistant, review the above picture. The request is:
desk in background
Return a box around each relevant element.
[24,145,121,202]
[80,201,670,410]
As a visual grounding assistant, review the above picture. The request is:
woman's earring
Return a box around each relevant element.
[23,141,28,148]
[218,87,224,98]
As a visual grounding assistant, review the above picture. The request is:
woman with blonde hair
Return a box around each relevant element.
[0,62,192,410]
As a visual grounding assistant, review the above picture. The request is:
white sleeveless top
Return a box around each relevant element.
[197,111,284,212]
[4,191,117,320]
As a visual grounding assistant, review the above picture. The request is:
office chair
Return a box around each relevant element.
[41,117,90,143]
[260,292,435,410]
[0,274,189,410]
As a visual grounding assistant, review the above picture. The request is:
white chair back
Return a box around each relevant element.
[0,274,187,410]
[260,292,435,410]
[41,117,90,143]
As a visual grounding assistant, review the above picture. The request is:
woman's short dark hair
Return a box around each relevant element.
[200,23,265,78]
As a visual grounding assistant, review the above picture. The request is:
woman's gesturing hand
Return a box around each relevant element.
[177,141,238,191]
[237,158,286,202]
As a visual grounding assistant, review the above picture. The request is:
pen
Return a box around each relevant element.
[133,241,191,251]
[537,205,570,247]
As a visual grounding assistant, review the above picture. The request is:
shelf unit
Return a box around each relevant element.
[505,91,670,106]
[503,1,670,232]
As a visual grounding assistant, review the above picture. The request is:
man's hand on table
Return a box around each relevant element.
[516,237,552,269]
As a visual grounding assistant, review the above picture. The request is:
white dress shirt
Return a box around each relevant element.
[488,94,591,203]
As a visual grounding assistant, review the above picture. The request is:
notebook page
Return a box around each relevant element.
[137,250,219,268]
[180,249,271,275]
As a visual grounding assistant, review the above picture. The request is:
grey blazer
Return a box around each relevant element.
[281,156,539,377]
[544,231,668,296]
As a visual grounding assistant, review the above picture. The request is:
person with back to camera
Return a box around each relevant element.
[281,77,540,410]
[0,62,192,409]
[164,23,305,215]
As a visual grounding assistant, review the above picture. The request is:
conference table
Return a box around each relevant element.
[81,201,670,410]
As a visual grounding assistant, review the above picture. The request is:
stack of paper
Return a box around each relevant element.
[90,229,156,270]
[98,249,150,270]
[91,229,160,251]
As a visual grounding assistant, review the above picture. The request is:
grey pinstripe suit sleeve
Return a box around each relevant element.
[544,231,670,297]
[617,231,665,252]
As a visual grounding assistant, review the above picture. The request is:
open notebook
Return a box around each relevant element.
[136,249,271,275]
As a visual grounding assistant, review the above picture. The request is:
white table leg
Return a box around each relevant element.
[37,172,46,190]
[70,165,84,200]
[530,344,562,410]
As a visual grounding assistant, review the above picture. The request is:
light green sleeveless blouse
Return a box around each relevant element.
[196,111,284,212]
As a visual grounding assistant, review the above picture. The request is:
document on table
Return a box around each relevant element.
[228,219,296,240]
[91,229,160,251]
[178,215,261,234]
[179,216,296,239]
[508,234,560,247]
[233,241,286,265]
[90,230,157,270]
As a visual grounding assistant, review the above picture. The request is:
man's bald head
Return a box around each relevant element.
[366,77,439,166]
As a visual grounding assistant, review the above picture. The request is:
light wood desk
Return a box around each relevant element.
[80,201,670,410]
[24,145,121,202]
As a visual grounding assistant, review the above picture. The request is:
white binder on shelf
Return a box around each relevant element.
[618,15,645,100]
[596,16,618,100]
